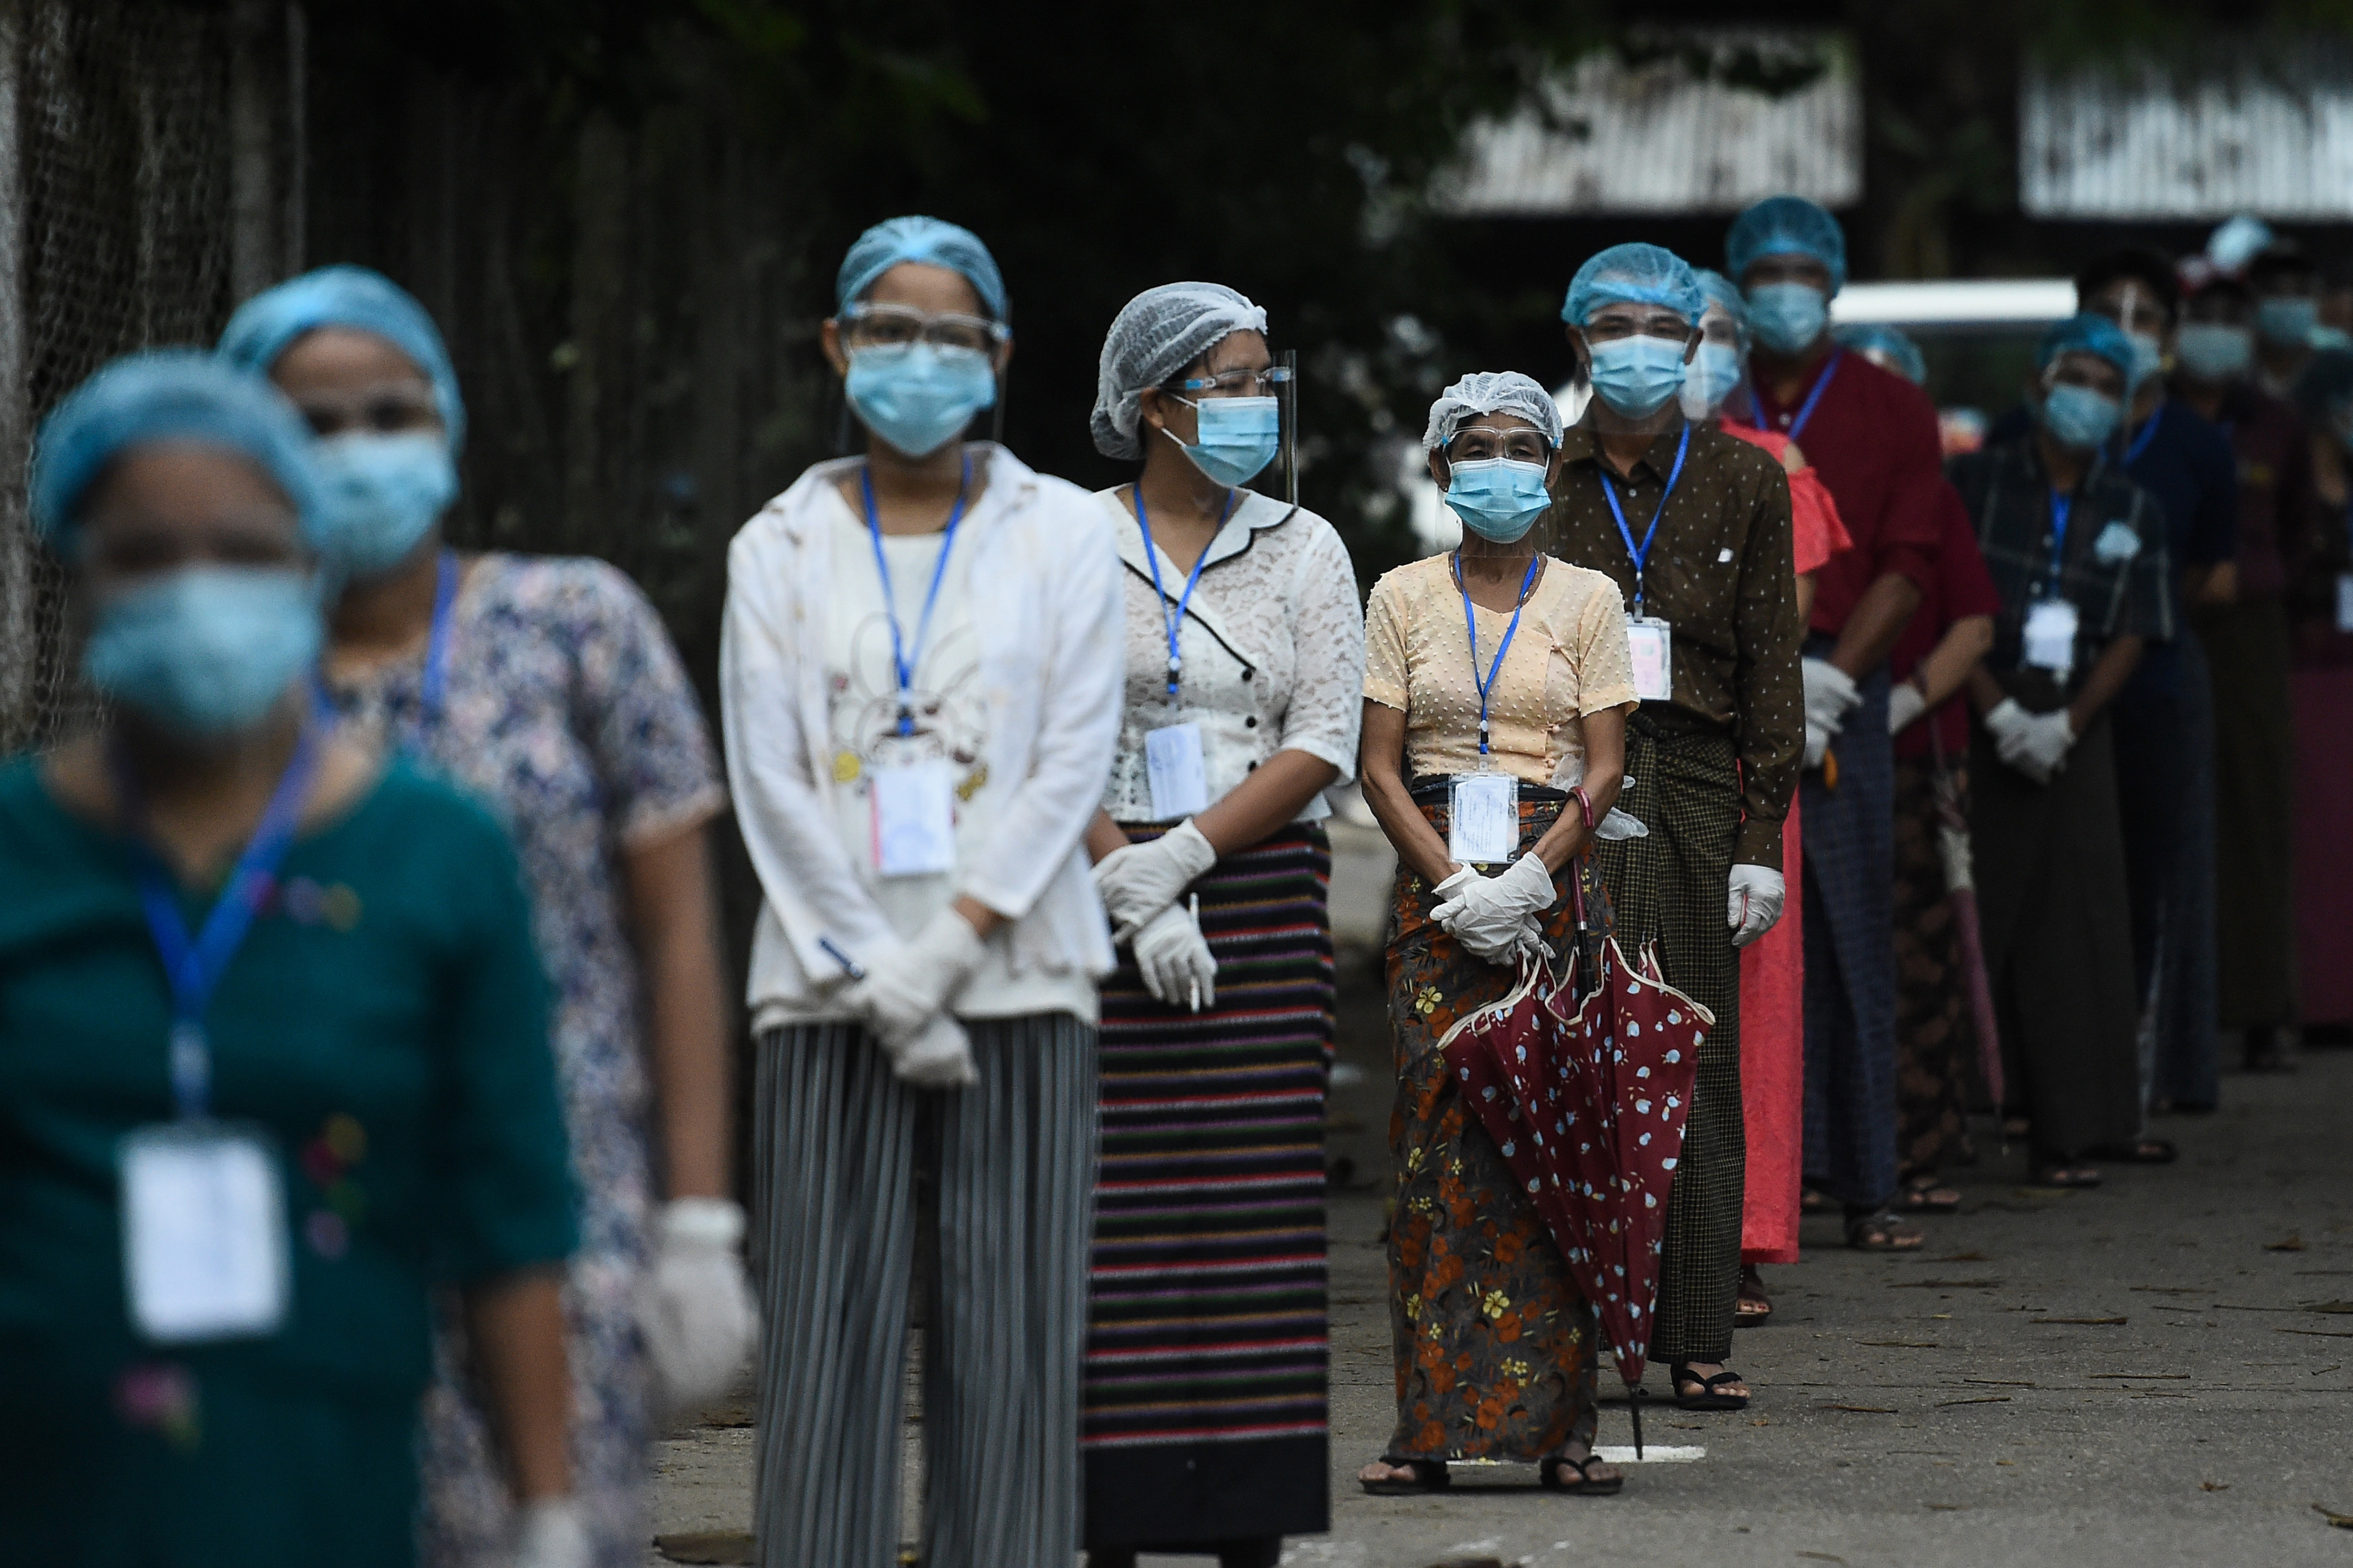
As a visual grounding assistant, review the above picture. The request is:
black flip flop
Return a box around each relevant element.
[1359,1456,1449,1496]
[1540,1451,1625,1495]
[1671,1362,1750,1411]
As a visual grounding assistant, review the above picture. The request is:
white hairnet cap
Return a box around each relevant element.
[1422,371,1563,451]
[1091,282,1268,460]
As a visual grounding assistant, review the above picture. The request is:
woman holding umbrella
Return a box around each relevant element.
[1355,372,1635,1496]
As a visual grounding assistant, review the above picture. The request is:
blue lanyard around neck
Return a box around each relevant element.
[1457,552,1542,758]
[1749,349,1843,443]
[1133,485,1239,704]
[2046,488,2074,596]
[861,456,973,735]
[2119,400,2164,468]
[418,549,458,727]
[1597,422,1692,616]
[119,720,322,1120]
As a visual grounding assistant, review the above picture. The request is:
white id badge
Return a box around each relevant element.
[120,1123,290,1344]
[1448,772,1519,865]
[2337,573,2353,634]
[1627,616,1673,702]
[870,760,958,877]
[2022,598,2079,676]
[1144,721,1210,820]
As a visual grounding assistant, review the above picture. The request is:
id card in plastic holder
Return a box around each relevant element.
[121,1122,290,1344]
[1144,721,1209,821]
[1448,772,1518,865]
[1627,616,1673,702]
[871,760,958,877]
[2337,573,2353,634]
[2021,598,2079,676]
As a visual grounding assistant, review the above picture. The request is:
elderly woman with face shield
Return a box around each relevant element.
[219,267,750,1568]
[1077,284,1364,1568]
[1544,244,1804,1413]
[1354,372,1635,1498]
[720,217,1124,1568]
[0,354,580,1567]
[1952,315,2171,1189]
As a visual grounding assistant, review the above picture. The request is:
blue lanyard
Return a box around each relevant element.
[2046,490,2073,597]
[1596,423,1692,616]
[121,722,322,1120]
[1133,485,1239,704]
[861,456,973,735]
[1749,350,1843,443]
[2119,400,2163,467]
[418,549,458,726]
[1457,552,1542,757]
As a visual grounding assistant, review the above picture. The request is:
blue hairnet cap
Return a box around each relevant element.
[30,350,325,551]
[836,215,1008,323]
[217,265,465,453]
[1834,322,1926,387]
[2038,313,2137,384]
[1726,195,1848,294]
[1693,268,1748,327]
[1562,242,1705,328]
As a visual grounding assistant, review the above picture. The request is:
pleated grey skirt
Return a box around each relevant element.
[749,1013,1098,1568]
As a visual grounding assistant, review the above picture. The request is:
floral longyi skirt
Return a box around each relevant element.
[1382,789,1599,1462]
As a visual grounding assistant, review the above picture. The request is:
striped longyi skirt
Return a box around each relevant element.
[1081,823,1335,1551]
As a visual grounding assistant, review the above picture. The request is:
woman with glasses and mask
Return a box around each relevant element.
[1355,372,1635,1499]
[1077,283,1364,1568]
[0,353,580,1567]
[721,217,1123,1568]
[219,267,749,1568]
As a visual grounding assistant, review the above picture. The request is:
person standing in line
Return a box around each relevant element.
[721,217,1124,1568]
[2171,272,2311,1073]
[1725,195,1950,1253]
[2288,350,2353,1045]
[0,353,581,1567]
[1679,269,1851,1329]
[1355,372,1633,1497]
[1078,284,1364,1568]
[1548,245,1803,1410]
[218,267,754,1568]
[2071,250,2238,1123]
[2249,244,2326,402]
[1952,315,2171,1188]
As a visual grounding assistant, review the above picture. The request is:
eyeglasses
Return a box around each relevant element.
[291,383,441,438]
[840,303,1009,356]
[1447,424,1553,464]
[1172,365,1294,398]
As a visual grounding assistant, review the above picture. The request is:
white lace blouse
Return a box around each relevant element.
[1096,486,1366,824]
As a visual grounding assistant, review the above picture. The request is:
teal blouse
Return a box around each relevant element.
[0,754,577,1396]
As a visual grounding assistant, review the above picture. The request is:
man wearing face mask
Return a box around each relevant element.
[1951,315,2171,1189]
[2251,245,2327,402]
[1547,243,1804,1414]
[1723,195,1951,1256]
[2172,271,2315,1075]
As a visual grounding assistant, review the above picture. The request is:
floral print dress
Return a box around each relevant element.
[318,553,726,1568]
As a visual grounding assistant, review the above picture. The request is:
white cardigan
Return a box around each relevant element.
[720,445,1124,1022]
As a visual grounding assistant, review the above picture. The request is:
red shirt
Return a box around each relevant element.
[1746,348,1949,636]
[1890,485,2001,761]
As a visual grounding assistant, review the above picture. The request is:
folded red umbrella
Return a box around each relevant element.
[1440,935,1711,1454]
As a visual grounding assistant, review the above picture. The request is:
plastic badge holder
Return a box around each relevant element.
[1449,771,1518,865]
[121,1122,290,1344]
[2337,573,2353,635]
[1627,616,1673,702]
[871,759,958,877]
[1144,721,1209,820]
[2021,598,2079,678]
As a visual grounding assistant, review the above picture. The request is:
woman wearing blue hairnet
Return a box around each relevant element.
[1077,283,1364,1568]
[219,267,749,1568]
[0,353,580,1567]
[720,216,1124,1568]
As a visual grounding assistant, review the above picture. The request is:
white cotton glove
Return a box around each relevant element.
[1981,696,2032,756]
[512,1497,592,1568]
[1132,902,1218,1011]
[1802,657,1862,736]
[1094,819,1219,939]
[1886,679,1928,736]
[1728,864,1786,947]
[1433,853,1558,965]
[894,1012,979,1089]
[847,907,984,1055]
[1803,717,1833,771]
[639,1198,760,1421]
[2001,706,2076,784]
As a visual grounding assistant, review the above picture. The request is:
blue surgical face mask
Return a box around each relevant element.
[1744,282,1829,355]
[2174,322,2254,380]
[1444,456,1553,542]
[1167,394,1280,488]
[310,431,457,580]
[1586,337,1688,419]
[2124,330,2166,390]
[1678,342,1746,420]
[2040,382,2123,450]
[84,565,323,737]
[845,342,998,458]
[2256,295,2319,347]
